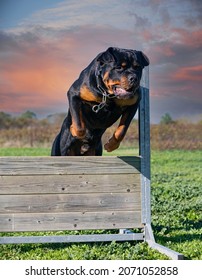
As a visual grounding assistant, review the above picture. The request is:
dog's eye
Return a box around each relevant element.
[116,66,123,70]
[116,63,126,70]
[133,63,140,69]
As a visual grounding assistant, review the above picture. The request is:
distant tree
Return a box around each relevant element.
[0,112,12,129]
[14,111,37,128]
[20,111,37,119]
[0,112,11,121]
[160,113,174,125]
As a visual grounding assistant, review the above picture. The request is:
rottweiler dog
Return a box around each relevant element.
[51,47,149,156]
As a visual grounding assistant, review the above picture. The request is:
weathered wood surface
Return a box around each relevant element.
[0,156,140,175]
[0,156,142,232]
[0,174,140,194]
[0,193,141,213]
[0,211,142,232]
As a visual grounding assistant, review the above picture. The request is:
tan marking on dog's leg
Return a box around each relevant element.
[104,112,129,152]
[114,124,125,141]
[104,135,120,152]
[70,109,86,139]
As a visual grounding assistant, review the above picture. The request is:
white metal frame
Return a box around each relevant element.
[139,67,183,259]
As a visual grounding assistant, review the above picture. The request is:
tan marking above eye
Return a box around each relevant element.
[121,62,127,67]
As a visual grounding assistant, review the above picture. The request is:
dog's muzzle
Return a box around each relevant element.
[112,84,140,99]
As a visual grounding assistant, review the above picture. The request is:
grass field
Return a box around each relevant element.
[0,148,201,260]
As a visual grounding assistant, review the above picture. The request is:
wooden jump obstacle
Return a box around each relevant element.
[0,68,183,260]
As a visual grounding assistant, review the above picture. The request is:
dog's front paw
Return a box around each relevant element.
[104,135,120,152]
[70,125,86,139]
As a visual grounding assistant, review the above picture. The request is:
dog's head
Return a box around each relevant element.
[96,47,149,99]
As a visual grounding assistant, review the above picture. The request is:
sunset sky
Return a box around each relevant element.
[0,0,201,123]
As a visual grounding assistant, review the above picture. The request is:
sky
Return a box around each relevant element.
[0,0,202,123]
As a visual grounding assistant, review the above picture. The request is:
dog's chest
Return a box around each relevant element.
[114,95,139,106]
[82,101,124,129]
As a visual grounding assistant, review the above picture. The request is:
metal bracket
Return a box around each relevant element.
[144,223,184,260]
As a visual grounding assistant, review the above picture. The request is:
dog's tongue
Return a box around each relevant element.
[114,87,127,95]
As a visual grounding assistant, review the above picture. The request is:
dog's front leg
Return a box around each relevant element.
[68,91,86,139]
[104,103,138,152]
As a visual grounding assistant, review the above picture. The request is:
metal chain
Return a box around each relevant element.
[92,66,116,113]
[92,93,107,113]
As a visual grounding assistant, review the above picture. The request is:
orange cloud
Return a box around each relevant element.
[173,65,202,82]
[1,61,72,113]
[0,33,82,114]
[172,28,202,48]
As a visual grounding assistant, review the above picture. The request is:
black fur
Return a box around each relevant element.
[51,47,149,156]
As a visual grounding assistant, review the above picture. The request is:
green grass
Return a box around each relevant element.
[151,150,202,260]
[0,148,201,260]
[0,147,138,156]
[0,147,51,156]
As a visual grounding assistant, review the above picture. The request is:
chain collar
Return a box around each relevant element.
[92,67,116,113]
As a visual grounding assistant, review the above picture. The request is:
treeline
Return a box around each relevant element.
[0,111,201,150]
[0,111,65,148]
[0,111,44,129]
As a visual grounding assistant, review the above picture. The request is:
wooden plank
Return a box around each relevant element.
[0,211,142,232]
[0,193,141,213]
[0,156,141,175]
[0,156,142,234]
[0,174,140,194]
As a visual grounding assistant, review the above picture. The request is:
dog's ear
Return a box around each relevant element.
[135,51,150,67]
[97,47,116,64]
